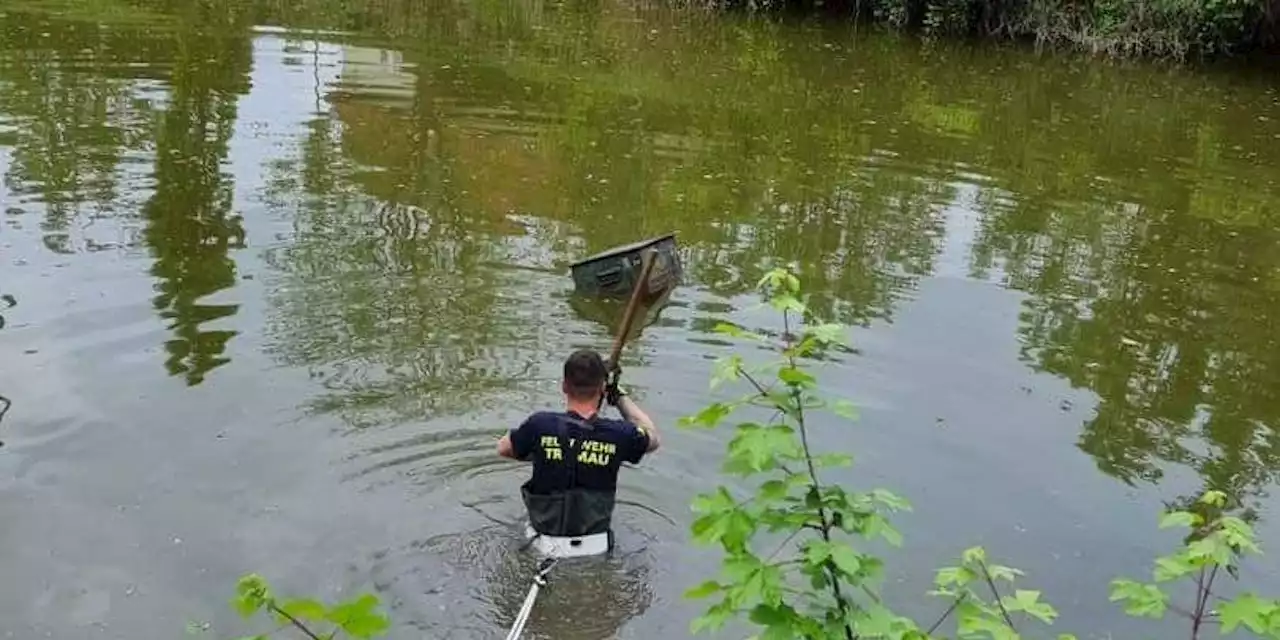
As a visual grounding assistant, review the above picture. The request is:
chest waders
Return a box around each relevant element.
[508,417,617,640]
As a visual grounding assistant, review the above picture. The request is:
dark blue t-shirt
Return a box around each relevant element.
[509,410,651,494]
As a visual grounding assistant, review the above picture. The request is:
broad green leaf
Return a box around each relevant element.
[692,507,757,551]
[777,365,816,388]
[769,294,806,315]
[1152,554,1197,582]
[829,545,863,578]
[876,519,904,547]
[231,574,271,618]
[857,555,886,586]
[870,488,911,512]
[1108,579,1168,618]
[725,424,800,474]
[961,547,987,565]
[1218,593,1275,634]
[748,603,797,628]
[713,323,764,342]
[1186,537,1233,567]
[1002,589,1058,624]
[758,480,790,502]
[854,512,903,547]
[934,566,975,589]
[1199,490,1229,507]
[690,600,734,634]
[692,486,738,513]
[758,507,819,533]
[710,354,745,389]
[277,598,327,622]
[805,323,846,345]
[756,269,796,293]
[1219,516,1261,554]
[984,563,1024,582]
[750,564,786,607]
[803,540,833,567]
[760,622,800,640]
[852,603,917,638]
[684,580,723,599]
[813,453,853,469]
[325,594,389,638]
[681,402,735,430]
[1157,510,1198,530]
[955,599,1015,638]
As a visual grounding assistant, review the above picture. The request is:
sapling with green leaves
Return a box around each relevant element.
[1110,490,1280,638]
[678,267,1061,639]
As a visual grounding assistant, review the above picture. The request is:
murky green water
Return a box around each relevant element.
[2,1,1280,638]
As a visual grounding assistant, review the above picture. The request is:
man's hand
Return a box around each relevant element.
[605,379,627,407]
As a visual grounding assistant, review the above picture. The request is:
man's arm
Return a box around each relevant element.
[618,395,660,453]
[497,416,537,460]
[497,432,519,459]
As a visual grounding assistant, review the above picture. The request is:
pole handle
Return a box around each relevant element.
[606,248,658,372]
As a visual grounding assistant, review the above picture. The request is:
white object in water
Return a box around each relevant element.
[523,524,610,559]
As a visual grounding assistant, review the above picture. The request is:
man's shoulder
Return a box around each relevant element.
[590,416,643,437]
[520,411,562,429]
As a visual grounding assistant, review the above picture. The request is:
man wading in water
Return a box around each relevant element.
[497,349,660,546]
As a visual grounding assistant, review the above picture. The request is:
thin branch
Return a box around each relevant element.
[765,527,806,562]
[1192,566,1207,639]
[266,602,326,640]
[1204,565,1220,603]
[739,367,772,398]
[978,561,1017,630]
[1191,564,1220,640]
[927,594,967,635]
[783,309,854,640]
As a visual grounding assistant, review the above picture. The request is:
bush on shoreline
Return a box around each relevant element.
[682,0,1278,59]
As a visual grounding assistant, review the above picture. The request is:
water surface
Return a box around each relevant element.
[2,2,1280,639]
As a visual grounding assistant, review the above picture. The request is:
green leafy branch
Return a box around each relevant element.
[1110,490,1280,638]
[190,574,390,640]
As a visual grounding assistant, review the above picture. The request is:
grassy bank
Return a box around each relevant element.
[685,0,1279,59]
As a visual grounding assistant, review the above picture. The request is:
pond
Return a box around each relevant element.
[2,1,1280,638]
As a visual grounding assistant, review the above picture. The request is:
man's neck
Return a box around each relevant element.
[566,399,599,418]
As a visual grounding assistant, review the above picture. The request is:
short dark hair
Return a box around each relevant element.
[563,349,608,400]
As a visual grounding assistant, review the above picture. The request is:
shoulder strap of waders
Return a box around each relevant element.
[551,413,594,536]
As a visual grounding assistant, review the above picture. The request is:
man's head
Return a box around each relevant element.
[562,349,609,403]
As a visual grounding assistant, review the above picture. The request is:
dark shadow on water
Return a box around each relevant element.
[565,286,678,339]
[370,520,656,639]
[0,393,11,448]
[0,293,13,331]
